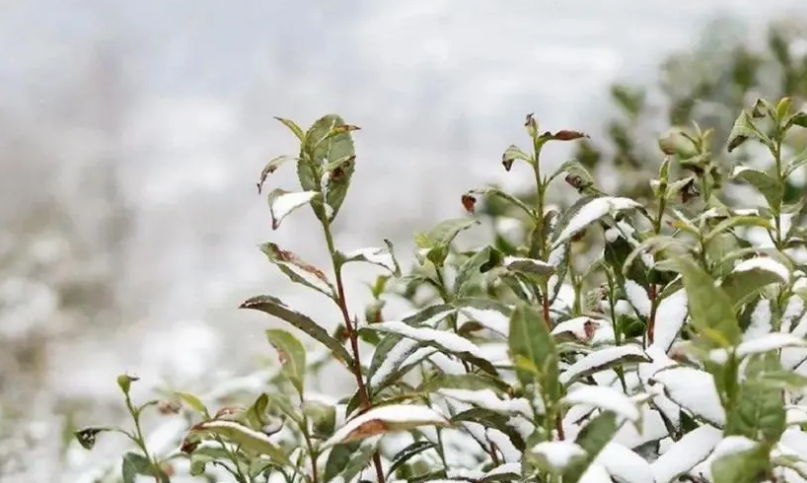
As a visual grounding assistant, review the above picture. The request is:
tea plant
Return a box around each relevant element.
[75,97,807,483]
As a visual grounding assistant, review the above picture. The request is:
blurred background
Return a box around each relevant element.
[1,1,806,481]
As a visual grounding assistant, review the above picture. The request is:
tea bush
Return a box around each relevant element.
[72,93,807,483]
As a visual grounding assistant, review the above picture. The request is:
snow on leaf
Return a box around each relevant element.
[734,256,791,282]
[559,345,649,385]
[638,345,677,385]
[183,420,289,463]
[484,462,521,479]
[323,405,449,447]
[744,299,772,341]
[690,435,759,482]
[401,304,458,328]
[624,280,652,318]
[781,295,805,333]
[651,425,722,483]
[652,366,726,426]
[362,321,486,359]
[266,189,319,229]
[594,443,654,483]
[487,428,521,463]
[260,242,334,298]
[782,312,807,370]
[561,385,640,422]
[552,197,641,248]
[552,317,615,345]
[577,463,613,483]
[437,388,533,418]
[651,288,688,352]
[340,240,400,276]
[368,337,420,390]
[530,441,587,472]
[503,256,555,276]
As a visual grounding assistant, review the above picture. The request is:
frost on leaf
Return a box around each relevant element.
[743,299,772,341]
[266,189,319,229]
[323,405,448,447]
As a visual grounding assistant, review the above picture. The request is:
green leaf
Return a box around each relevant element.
[451,408,526,450]
[785,111,807,130]
[387,441,436,478]
[727,110,767,152]
[266,329,307,395]
[117,374,138,395]
[183,420,289,464]
[503,256,555,277]
[338,239,401,276]
[74,426,121,450]
[324,442,361,482]
[465,187,537,218]
[704,215,773,243]
[303,400,337,437]
[266,189,319,230]
[174,392,209,418]
[508,304,560,404]
[421,373,509,394]
[417,218,480,267]
[725,379,785,444]
[301,114,357,222]
[240,295,353,366]
[188,446,231,476]
[260,243,335,298]
[710,442,770,483]
[721,268,785,309]
[731,167,783,209]
[501,144,532,171]
[454,246,503,295]
[672,257,740,348]
[122,452,152,483]
[547,159,595,191]
[257,155,298,194]
[564,412,618,483]
[274,116,306,142]
[785,146,807,176]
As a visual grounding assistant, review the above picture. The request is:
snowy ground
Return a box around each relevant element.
[1,1,806,481]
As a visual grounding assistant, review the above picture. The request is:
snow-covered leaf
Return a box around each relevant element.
[624,280,651,318]
[559,345,649,385]
[651,425,722,483]
[416,218,480,267]
[561,385,640,422]
[721,263,788,308]
[651,288,688,352]
[324,405,448,447]
[594,442,654,483]
[530,441,587,473]
[503,256,555,276]
[552,196,642,248]
[552,317,614,345]
[339,240,401,276]
[266,189,319,229]
[260,242,334,298]
[651,366,726,426]
[438,388,533,418]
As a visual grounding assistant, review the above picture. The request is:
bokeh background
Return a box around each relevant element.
[1,1,806,481]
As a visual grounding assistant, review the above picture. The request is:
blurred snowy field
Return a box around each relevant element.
[0,1,806,481]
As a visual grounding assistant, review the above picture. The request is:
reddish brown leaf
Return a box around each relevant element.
[345,419,389,440]
[552,130,588,141]
[461,194,477,213]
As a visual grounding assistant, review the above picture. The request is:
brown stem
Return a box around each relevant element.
[647,283,658,346]
[555,414,565,441]
[325,224,386,483]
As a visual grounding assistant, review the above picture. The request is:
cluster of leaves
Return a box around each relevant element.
[74,93,807,483]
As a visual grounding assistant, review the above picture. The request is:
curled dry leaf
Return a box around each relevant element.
[550,130,589,141]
